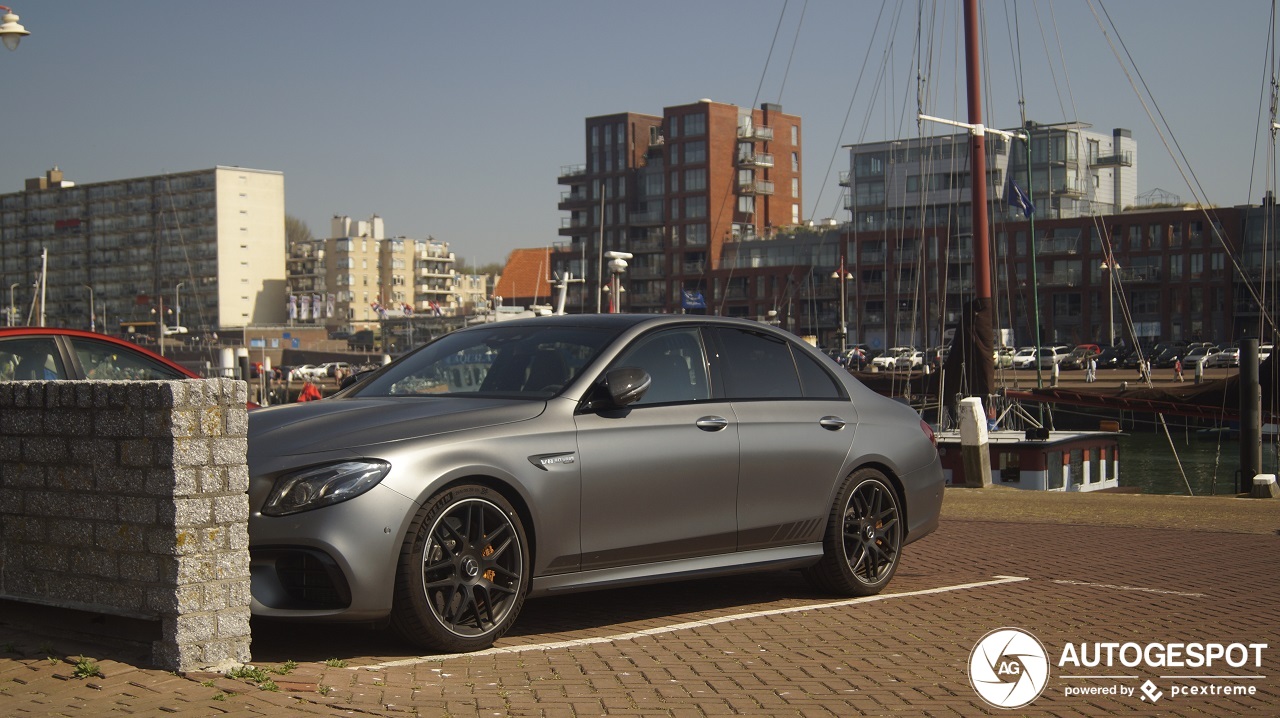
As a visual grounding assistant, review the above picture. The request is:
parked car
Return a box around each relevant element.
[1181,344,1218,369]
[993,346,1016,368]
[894,350,925,371]
[872,346,914,370]
[1010,347,1038,369]
[1205,345,1239,368]
[0,327,201,381]
[1061,344,1102,370]
[246,315,945,653]
[1093,345,1128,369]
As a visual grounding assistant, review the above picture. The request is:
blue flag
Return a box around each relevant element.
[1007,179,1035,218]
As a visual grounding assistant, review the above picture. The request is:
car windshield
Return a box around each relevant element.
[350,324,620,399]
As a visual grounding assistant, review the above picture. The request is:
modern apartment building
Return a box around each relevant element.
[553,99,803,313]
[842,122,1137,231]
[0,166,286,333]
[286,215,462,331]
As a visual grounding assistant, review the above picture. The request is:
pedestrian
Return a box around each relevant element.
[1086,355,1097,383]
[297,380,323,402]
[1174,358,1184,382]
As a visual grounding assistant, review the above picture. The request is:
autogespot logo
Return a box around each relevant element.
[969,628,1051,709]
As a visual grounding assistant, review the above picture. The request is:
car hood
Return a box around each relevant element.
[247,397,546,458]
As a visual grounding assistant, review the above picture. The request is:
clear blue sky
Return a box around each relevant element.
[3,1,1275,267]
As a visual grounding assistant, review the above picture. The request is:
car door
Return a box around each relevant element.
[706,327,858,552]
[574,327,739,570]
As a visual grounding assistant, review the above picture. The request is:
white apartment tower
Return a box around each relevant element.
[0,166,286,332]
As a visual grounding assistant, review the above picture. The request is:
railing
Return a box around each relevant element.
[737,179,775,195]
[737,125,774,141]
[1090,151,1133,167]
[736,152,774,168]
[558,164,586,181]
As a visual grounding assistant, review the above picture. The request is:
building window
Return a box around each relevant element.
[684,168,707,191]
[792,152,799,171]
[791,125,798,145]
[682,114,706,136]
[684,141,707,164]
[791,178,799,198]
[686,197,707,219]
[792,204,800,224]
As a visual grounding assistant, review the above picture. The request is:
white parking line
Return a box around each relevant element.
[1050,579,1206,598]
[362,574,1029,669]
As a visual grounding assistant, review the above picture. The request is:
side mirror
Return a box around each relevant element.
[598,366,651,408]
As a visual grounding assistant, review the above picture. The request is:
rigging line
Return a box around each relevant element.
[1091,0,1279,338]
[712,0,792,315]
[1029,0,1070,122]
[776,0,808,105]
[1045,0,1081,123]
[806,0,889,223]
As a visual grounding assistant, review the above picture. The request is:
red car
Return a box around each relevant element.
[0,327,201,381]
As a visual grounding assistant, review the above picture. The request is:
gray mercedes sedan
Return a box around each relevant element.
[248,314,943,653]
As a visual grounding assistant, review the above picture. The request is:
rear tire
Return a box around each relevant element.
[391,484,529,653]
[803,468,902,596]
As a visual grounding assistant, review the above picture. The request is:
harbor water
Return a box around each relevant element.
[1116,428,1279,495]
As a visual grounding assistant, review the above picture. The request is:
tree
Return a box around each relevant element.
[285,215,314,247]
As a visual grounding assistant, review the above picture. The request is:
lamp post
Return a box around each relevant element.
[174,281,184,332]
[1100,260,1121,347]
[0,5,30,51]
[82,284,95,332]
[7,282,17,327]
[831,255,854,354]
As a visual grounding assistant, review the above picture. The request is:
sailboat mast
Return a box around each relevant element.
[963,0,996,403]
[963,0,992,302]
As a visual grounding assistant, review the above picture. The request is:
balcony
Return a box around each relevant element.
[838,171,851,187]
[737,179,775,196]
[736,152,774,168]
[1040,270,1082,287]
[629,266,664,280]
[630,233,664,252]
[1089,151,1133,168]
[630,207,664,227]
[737,125,774,142]
[418,267,452,279]
[558,164,587,183]
[558,190,590,210]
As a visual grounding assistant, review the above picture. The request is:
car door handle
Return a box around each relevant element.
[819,416,847,431]
[696,416,729,432]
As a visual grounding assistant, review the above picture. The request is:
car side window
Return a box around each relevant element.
[712,328,803,400]
[793,348,844,398]
[612,328,710,405]
[69,337,187,380]
[0,338,68,380]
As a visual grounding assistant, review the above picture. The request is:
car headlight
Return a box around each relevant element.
[262,460,391,516]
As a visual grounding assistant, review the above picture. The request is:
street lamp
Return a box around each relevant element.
[7,282,17,327]
[0,5,29,51]
[831,256,854,354]
[81,284,95,332]
[1100,259,1121,348]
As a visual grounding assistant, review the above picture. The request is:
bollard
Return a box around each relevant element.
[1252,474,1279,499]
[958,397,992,488]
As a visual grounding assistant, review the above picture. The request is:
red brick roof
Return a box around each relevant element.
[493,247,552,306]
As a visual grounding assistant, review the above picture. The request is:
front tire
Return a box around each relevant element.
[391,484,529,652]
[803,468,902,596]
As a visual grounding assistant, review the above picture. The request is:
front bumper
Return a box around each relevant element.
[249,483,418,621]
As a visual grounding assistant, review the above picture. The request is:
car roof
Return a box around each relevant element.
[0,326,200,378]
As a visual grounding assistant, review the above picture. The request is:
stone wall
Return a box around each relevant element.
[0,379,251,672]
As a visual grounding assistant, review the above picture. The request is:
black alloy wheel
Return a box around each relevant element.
[804,468,903,596]
[392,485,528,652]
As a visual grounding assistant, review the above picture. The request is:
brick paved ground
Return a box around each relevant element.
[2,491,1277,716]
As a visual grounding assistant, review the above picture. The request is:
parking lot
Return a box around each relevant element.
[2,489,1277,716]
